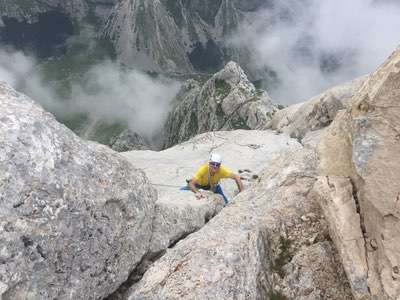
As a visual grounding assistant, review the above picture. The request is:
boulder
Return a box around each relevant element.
[163,62,277,148]
[315,47,400,299]
[0,82,157,299]
[267,76,366,142]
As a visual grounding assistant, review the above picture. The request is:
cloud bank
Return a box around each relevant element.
[235,0,400,104]
[0,49,180,146]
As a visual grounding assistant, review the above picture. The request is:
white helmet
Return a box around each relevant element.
[209,153,222,164]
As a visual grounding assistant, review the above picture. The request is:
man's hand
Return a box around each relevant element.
[231,174,244,192]
[195,192,204,199]
[189,178,204,199]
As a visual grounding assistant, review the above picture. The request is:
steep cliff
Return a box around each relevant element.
[0,0,117,58]
[0,0,118,23]
[314,46,400,299]
[0,1,87,23]
[102,0,267,74]
[163,61,277,148]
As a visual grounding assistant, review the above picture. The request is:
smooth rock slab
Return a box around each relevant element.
[124,147,352,299]
[122,129,300,255]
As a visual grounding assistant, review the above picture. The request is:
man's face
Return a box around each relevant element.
[209,162,220,174]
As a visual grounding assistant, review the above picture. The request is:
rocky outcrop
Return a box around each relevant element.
[123,130,300,256]
[0,82,157,299]
[124,146,353,299]
[101,129,301,298]
[313,47,400,299]
[110,130,150,152]
[267,76,366,143]
[102,0,266,74]
[102,0,193,73]
[163,62,277,148]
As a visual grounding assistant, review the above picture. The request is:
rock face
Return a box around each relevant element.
[314,47,400,299]
[0,0,117,58]
[102,0,266,74]
[0,0,118,23]
[102,129,303,298]
[110,130,150,152]
[123,130,300,256]
[163,62,277,148]
[102,0,193,73]
[0,0,89,23]
[267,76,366,142]
[124,146,353,299]
[0,82,157,299]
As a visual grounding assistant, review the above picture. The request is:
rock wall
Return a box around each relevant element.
[314,47,400,299]
[0,82,157,299]
[102,0,194,73]
[102,0,265,74]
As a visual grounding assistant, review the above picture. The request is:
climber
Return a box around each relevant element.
[186,153,244,204]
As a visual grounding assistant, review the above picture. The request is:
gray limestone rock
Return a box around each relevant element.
[267,76,366,142]
[122,140,353,299]
[280,242,352,299]
[0,82,157,299]
[110,130,150,152]
[316,46,400,299]
[103,0,193,74]
[102,0,266,75]
[122,129,301,257]
[116,130,352,300]
[163,62,277,148]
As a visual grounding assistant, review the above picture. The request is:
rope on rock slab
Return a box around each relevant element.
[151,183,184,188]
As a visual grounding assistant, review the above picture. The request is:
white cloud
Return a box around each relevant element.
[70,61,180,140]
[0,49,180,145]
[234,0,400,104]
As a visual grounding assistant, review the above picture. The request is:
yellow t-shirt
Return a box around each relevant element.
[193,163,232,187]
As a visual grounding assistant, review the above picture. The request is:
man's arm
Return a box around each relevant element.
[188,178,204,199]
[230,173,244,192]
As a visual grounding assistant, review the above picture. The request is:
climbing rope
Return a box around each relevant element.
[151,183,183,188]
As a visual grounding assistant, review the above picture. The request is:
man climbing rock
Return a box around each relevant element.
[187,153,244,204]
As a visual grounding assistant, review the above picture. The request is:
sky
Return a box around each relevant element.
[234,0,400,104]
